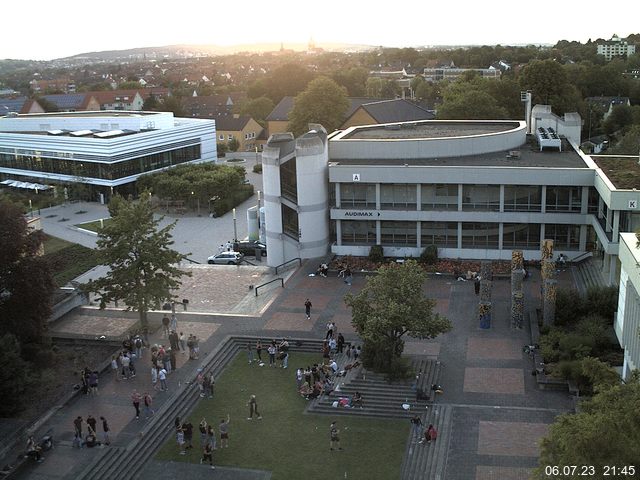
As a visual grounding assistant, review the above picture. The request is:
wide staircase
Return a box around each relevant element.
[572,258,606,295]
[72,336,328,480]
[400,404,453,480]
[307,357,441,419]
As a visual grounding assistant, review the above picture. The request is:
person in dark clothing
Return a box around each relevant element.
[86,415,97,435]
[337,333,345,353]
[305,299,312,319]
[474,276,481,295]
[182,421,194,449]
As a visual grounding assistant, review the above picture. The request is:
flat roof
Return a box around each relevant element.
[10,111,160,119]
[337,120,521,140]
[592,155,640,190]
[331,141,588,169]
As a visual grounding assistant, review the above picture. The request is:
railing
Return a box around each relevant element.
[569,251,593,264]
[183,256,201,265]
[254,277,284,296]
[275,257,302,275]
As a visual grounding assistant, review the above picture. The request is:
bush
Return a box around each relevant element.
[419,245,438,265]
[585,285,619,324]
[253,163,263,174]
[575,314,610,353]
[555,288,586,326]
[369,245,384,263]
[211,184,254,217]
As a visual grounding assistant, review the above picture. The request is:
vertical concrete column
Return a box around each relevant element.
[511,250,524,271]
[335,183,341,208]
[376,220,381,245]
[457,222,462,249]
[499,185,505,213]
[613,210,621,240]
[598,196,604,219]
[543,278,557,326]
[608,254,618,286]
[480,260,492,281]
[416,184,421,211]
[375,183,381,210]
[336,220,342,246]
[581,186,589,215]
[458,184,463,211]
[579,225,588,252]
[416,221,422,249]
[511,268,524,293]
[541,185,547,213]
[498,223,504,251]
[511,291,524,329]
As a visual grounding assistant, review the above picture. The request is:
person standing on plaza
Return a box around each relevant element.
[267,342,277,367]
[337,333,345,353]
[120,351,130,380]
[474,275,481,295]
[99,416,110,445]
[200,441,215,469]
[132,390,142,419]
[219,414,230,448]
[344,267,353,286]
[206,372,215,398]
[179,331,186,353]
[170,313,178,332]
[86,415,97,436]
[330,421,342,451]
[206,424,217,450]
[158,367,168,391]
[176,425,186,455]
[410,415,423,437]
[111,355,119,381]
[183,420,194,450]
[162,314,170,337]
[247,395,262,420]
[305,299,312,320]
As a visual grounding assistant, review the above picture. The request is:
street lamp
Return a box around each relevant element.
[192,191,200,216]
[233,207,238,242]
[255,146,258,166]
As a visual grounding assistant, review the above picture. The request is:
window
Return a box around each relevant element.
[504,186,542,212]
[588,187,599,214]
[281,204,299,239]
[461,222,500,248]
[341,220,377,245]
[280,158,297,202]
[219,134,224,141]
[340,183,376,209]
[421,222,458,247]
[380,184,417,210]
[503,223,540,249]
[544,224,580,250]
[462,185,500,211]
[228,134,233,141]
[545,186,582,212]
[421,184,458,210]
[380,221,416,246]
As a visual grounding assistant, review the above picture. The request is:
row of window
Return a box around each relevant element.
[0,145,201,180]
[217,132,257,141]
[339,221,581,250]
[337,183,598,213]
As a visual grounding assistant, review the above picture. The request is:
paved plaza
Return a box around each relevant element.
[8,199,581,478]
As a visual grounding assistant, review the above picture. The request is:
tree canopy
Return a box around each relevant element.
[535,372,640,477]
[0,199,55,346]
[85,194,190,332]
[344,260,452,373]
[287,76,349,137]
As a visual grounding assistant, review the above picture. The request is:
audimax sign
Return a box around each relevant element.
[343,211,381,217]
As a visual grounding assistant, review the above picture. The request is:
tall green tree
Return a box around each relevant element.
[239,96,275,126]
[85,194,190,333]
[0,333,35,416]
[0,199,55,346]
[287,76,349,137]
[534,372,640,477]
[344,260,452,373]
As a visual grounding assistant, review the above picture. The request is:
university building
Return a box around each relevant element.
[262,106,640,288]
[0,111,216,197]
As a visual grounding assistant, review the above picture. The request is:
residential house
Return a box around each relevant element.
[597,34,636,61]
[341,99,435,129]
[215,114,263,152]
[586,96,631,120]
[86,90,145,111]
[29,78,76,94]
[40,94,100,112]
[0,97,45,115]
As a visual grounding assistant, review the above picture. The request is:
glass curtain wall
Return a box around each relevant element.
[380,221,417,246]
[340,183,376,209]
[380,184,417,210]
[279,158,297,203]
[421,222,458,247]
[544,224,581,249]
[545,186,582,212]
[503,186,542,212]
[462,185,500,211]
[461,222,500,248]
[502,223,541,249]
[341,220,377,245]
[421,184,458,210]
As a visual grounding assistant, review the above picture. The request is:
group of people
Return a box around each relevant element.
[175,414,233,469]
[410,415,438,444]
[247,339,290,368]
[315,262,354,285]
[72,414,111,449]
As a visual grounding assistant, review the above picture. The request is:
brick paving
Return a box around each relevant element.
[463,368,525,394]
[477,421,549,456]
[466,337,522,360]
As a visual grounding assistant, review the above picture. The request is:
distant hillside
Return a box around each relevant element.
[63,42,375,61]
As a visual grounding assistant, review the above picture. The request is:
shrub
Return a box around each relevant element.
[585,285,619,324]
[575,314,610,353]
[419,245,438,265]
[211,184,254,217]
[555,288,586,326]
[558,333,596,360]
[253,163,263,174]
[369,245,384,263]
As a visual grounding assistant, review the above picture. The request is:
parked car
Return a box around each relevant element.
[233,240,267,257]
[207,251,244,265]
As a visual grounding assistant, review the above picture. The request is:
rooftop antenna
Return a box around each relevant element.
[521,91,532,134]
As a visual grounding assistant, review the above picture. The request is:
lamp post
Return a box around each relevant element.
[255,146,258,166]
[29,199,33,217]
[192,191,200,216]
[233,207,238,242]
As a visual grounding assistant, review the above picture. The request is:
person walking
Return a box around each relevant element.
[330,421,342,451]
[219,415,230,448]
[474,276,481,295]
[158,367,168,391]
[111,355,119,381]
[199,419,208,447]
[420,424,438,444]
[100,416,110,445]
[143,392,154,419]
[170,313,178,332]
[344,267,353,286]
[206,424,217,450]
[132,390,141,419]
[305,299,312,320]
[337,333,345,354]
[247,343,254,364]
[206,372,215,398]
[179,332,186,353]
[247,395,262,420]
[410,415,423,437]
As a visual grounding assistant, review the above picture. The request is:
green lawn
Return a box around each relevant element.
[156,353,409,479]
[43,235,100,286]
[75,218,111,232]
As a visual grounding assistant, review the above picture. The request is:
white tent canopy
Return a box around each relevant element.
[0,179,51,190]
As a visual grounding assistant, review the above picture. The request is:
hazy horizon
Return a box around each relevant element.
[3,0,638,61]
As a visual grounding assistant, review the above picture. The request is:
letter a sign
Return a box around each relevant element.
[353,173,360,182]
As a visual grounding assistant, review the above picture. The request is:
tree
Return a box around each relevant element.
[438,88,507,120]
[519,59,583,114]
[142,94,159,111]
[239,96,274,126]
[344,260,452,373]
[85,194,190,334]
[332,67,369,96]
[287,76,349,137]
[0,199,55,346]
[0,333,35,416]
[160,96,184,117]
[534,373,640,477]
[227,137,240,152]
[609,124,640,154]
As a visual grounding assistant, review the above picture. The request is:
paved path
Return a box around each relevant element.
[11,255,578,479]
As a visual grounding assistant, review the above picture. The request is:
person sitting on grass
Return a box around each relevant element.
[299,382,313,399]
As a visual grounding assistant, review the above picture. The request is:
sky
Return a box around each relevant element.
[2,0,639,61]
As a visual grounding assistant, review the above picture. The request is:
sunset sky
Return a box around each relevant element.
[3,0,638,60]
